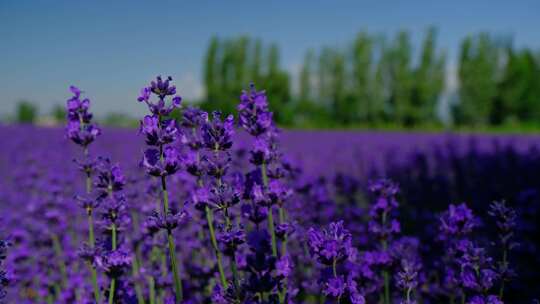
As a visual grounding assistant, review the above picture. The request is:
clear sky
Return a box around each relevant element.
[1,0,539,118]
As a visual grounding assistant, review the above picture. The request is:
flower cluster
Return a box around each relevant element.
[439,203,478,241]
[368,179,401,241]
[65,86,101,147]
[0,238,9,301]
[488,200,518,299]
[308,221,356,265]
[1,76,533,303]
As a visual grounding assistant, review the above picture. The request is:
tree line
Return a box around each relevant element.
[201,29,540,128]
[11,29,540,130]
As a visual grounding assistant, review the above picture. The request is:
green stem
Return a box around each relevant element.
[131,248,145,304]
[381,211,390,304]
[88,211,95,247]
[88,263,100,303]
[262,161,278,258]
[111,223,117,250]
[332,258,341,304]
[278,207,287,255]
[205,206,228,289]
[130,217,145,304]
[278,207,288,304]
[84,146,101,303]
[267,208,278,257]
[108,223,117,304]
[51,234,67,287]
[160,171,183,302]
[148,276,156,304]
[231,251,240,291]
[499,249,507,300]
[167,231,183,302]
[108,278,116,304]
[383,270,390,304]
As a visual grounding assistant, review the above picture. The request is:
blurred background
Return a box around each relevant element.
[1,0,540,132]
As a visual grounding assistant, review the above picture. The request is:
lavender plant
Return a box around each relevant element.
[368,179,401,304]
[488,200,518,301]
[2,76,539,303]
[0,238,9,302]
[65,85,101,303]
[138,76,185,302]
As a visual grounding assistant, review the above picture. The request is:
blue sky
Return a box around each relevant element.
[1,0,539,118]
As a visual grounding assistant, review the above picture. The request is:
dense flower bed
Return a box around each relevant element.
[1,77,539,303]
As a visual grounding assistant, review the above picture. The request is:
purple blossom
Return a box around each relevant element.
[146,211,188,232]
[142,146,180,177]
[95,249,132,278]
[65,86,100,147]
[216,225,245,256]
[66,120,101,147]
[0,239,9,301]
[324,275,346,297]
[238,83,274,136]
[468,295,503,304]
[457,240,498,292]
[276,254,292,277]
[396,259,420,291]
[439,203,478,241]
[202,111,235,151]
[139,115,179,146]
[308,221,356,265]
[137,76,182,116]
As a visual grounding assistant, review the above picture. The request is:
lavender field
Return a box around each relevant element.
[1,78,540,303]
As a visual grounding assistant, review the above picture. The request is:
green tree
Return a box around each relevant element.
[375,32,413,125]
[51,104,66,123]
[390,31,414,125]
[352,31,375,123]
[264,43,291,124]
[202,37,290,123]
[494,48,540,124]
[454,33,501,125]
[411,27,446,125]
[204,36,220,105]
[250,39,263,86]
[299,49,314,103]
[16,101,38,124]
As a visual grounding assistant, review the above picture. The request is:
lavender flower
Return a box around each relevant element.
[395,259,420,304]
[202,111,235,151]
[140,115,179,146]
[238,83,273,136]
[0,238,9,301]
[368,179,401,304]
[65,86,101,147]
[137,75,185,302]
[137,76,182,116]
[308,221,356,266]
[488,200,518,300]
[439,203,478,241]
[95,249,132,279]
[142,146,180,177]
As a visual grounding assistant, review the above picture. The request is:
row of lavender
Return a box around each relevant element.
[0,76,538,303]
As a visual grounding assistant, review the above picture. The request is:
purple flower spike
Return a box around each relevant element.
[238,83,274,136]
[308,221,356,265]
[140,115,178,146]
[137,76,182,116]
[202,111,235,151]
[439,203,478,241]
[142,147,180,177]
